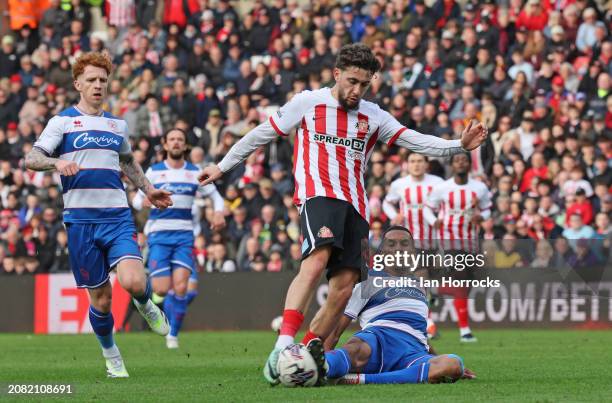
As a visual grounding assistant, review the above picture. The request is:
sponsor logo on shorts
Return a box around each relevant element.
[313,134,365,152]
[317,226,334,239]
[79,267,89,281]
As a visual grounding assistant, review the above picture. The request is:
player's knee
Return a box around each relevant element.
[121,274,145,295]
[350,343,371,370]
[173,280,188,296]
[92,293,112,312]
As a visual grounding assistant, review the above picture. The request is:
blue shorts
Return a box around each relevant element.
[147,231,195,277]
[66,221,142,289]
[189,266,198,283]
[353,326,434,373]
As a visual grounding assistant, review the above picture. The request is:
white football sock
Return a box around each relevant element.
[102,344,120,359]
[460,326,472,336]
[275,335,294,349]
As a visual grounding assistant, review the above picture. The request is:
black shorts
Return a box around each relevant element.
[300,197,370,278]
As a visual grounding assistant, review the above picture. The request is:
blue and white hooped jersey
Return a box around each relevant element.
[133,161,223,240]
[34,106,132,223]
[344,273,429,347]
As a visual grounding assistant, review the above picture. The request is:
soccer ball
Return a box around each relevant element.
[277,343,318,387]
[270,315,283,333]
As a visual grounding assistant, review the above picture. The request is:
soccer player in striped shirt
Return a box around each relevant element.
[199,43,488,385]
[382,152,443,338]
[25,52,172,377]
[424,152,492,342]
[132,128,225,349]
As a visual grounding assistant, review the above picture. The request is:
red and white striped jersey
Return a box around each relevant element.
[424,178,492,252]
[268,87,408,222]
[383,174,443,250]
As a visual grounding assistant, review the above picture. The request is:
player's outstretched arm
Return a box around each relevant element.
[392,120,487,157]
[25,147,80,175]
[119,153,172,209]
[198,120,278,185]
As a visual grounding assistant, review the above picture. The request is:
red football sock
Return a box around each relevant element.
[453,298,469,328]
[301,330,321,345]
[279,309,304,337]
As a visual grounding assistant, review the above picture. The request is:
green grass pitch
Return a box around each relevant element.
[1,329,611,402]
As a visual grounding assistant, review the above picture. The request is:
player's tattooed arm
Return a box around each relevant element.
[120,153,173,209]
[119,152,151,193]
[25,147,80,175]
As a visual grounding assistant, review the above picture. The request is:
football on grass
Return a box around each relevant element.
[277,343,318,387]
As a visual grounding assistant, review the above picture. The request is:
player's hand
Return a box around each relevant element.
[55,160,80,176]
[198,165,222,186]
[462,368,477,380]
[146,188,173,209]
[141,196,152,208]
[460,120,488,151]
[391,214,404,226]
[211,211,226,231]
[471,214,483,225]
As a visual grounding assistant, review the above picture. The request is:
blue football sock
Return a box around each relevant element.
[364,363,430,384]
[163,292,175,329]
[89,306,115,349]
[186,290,198,305]
[170,294,188,337]
[325,349,351,378]
[134,278,152,304]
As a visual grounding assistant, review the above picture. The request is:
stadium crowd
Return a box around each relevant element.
[0,0,610,276]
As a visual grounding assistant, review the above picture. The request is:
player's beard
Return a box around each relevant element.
[168,149,184,160]
[456,171,469,181]
[338,88,359,110]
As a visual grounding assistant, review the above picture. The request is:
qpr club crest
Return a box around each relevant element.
[107,120,119,132]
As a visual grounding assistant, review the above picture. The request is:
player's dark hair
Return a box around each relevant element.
[335,43,381,74]
[450,151,472,164]
[382,225,413,239]
[162,128,187,143]
[374,226,414,256]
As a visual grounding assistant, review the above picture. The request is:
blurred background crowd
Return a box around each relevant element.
[0,0,610,275]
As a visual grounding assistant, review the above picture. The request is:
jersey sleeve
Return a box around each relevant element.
[376,108,464,157]
[268,90,311,137]
[119,120,132,155]
[376,108,408,146]
[478,184,492,220]
[344,283,367,319]
[197,183,224,212]
[34,116,64,155]
[382,181,401,220]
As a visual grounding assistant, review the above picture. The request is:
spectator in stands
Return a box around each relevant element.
[530,240,554,268]
[0,0,608,276]
[495,233,524,268]
[206,244,236,272]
